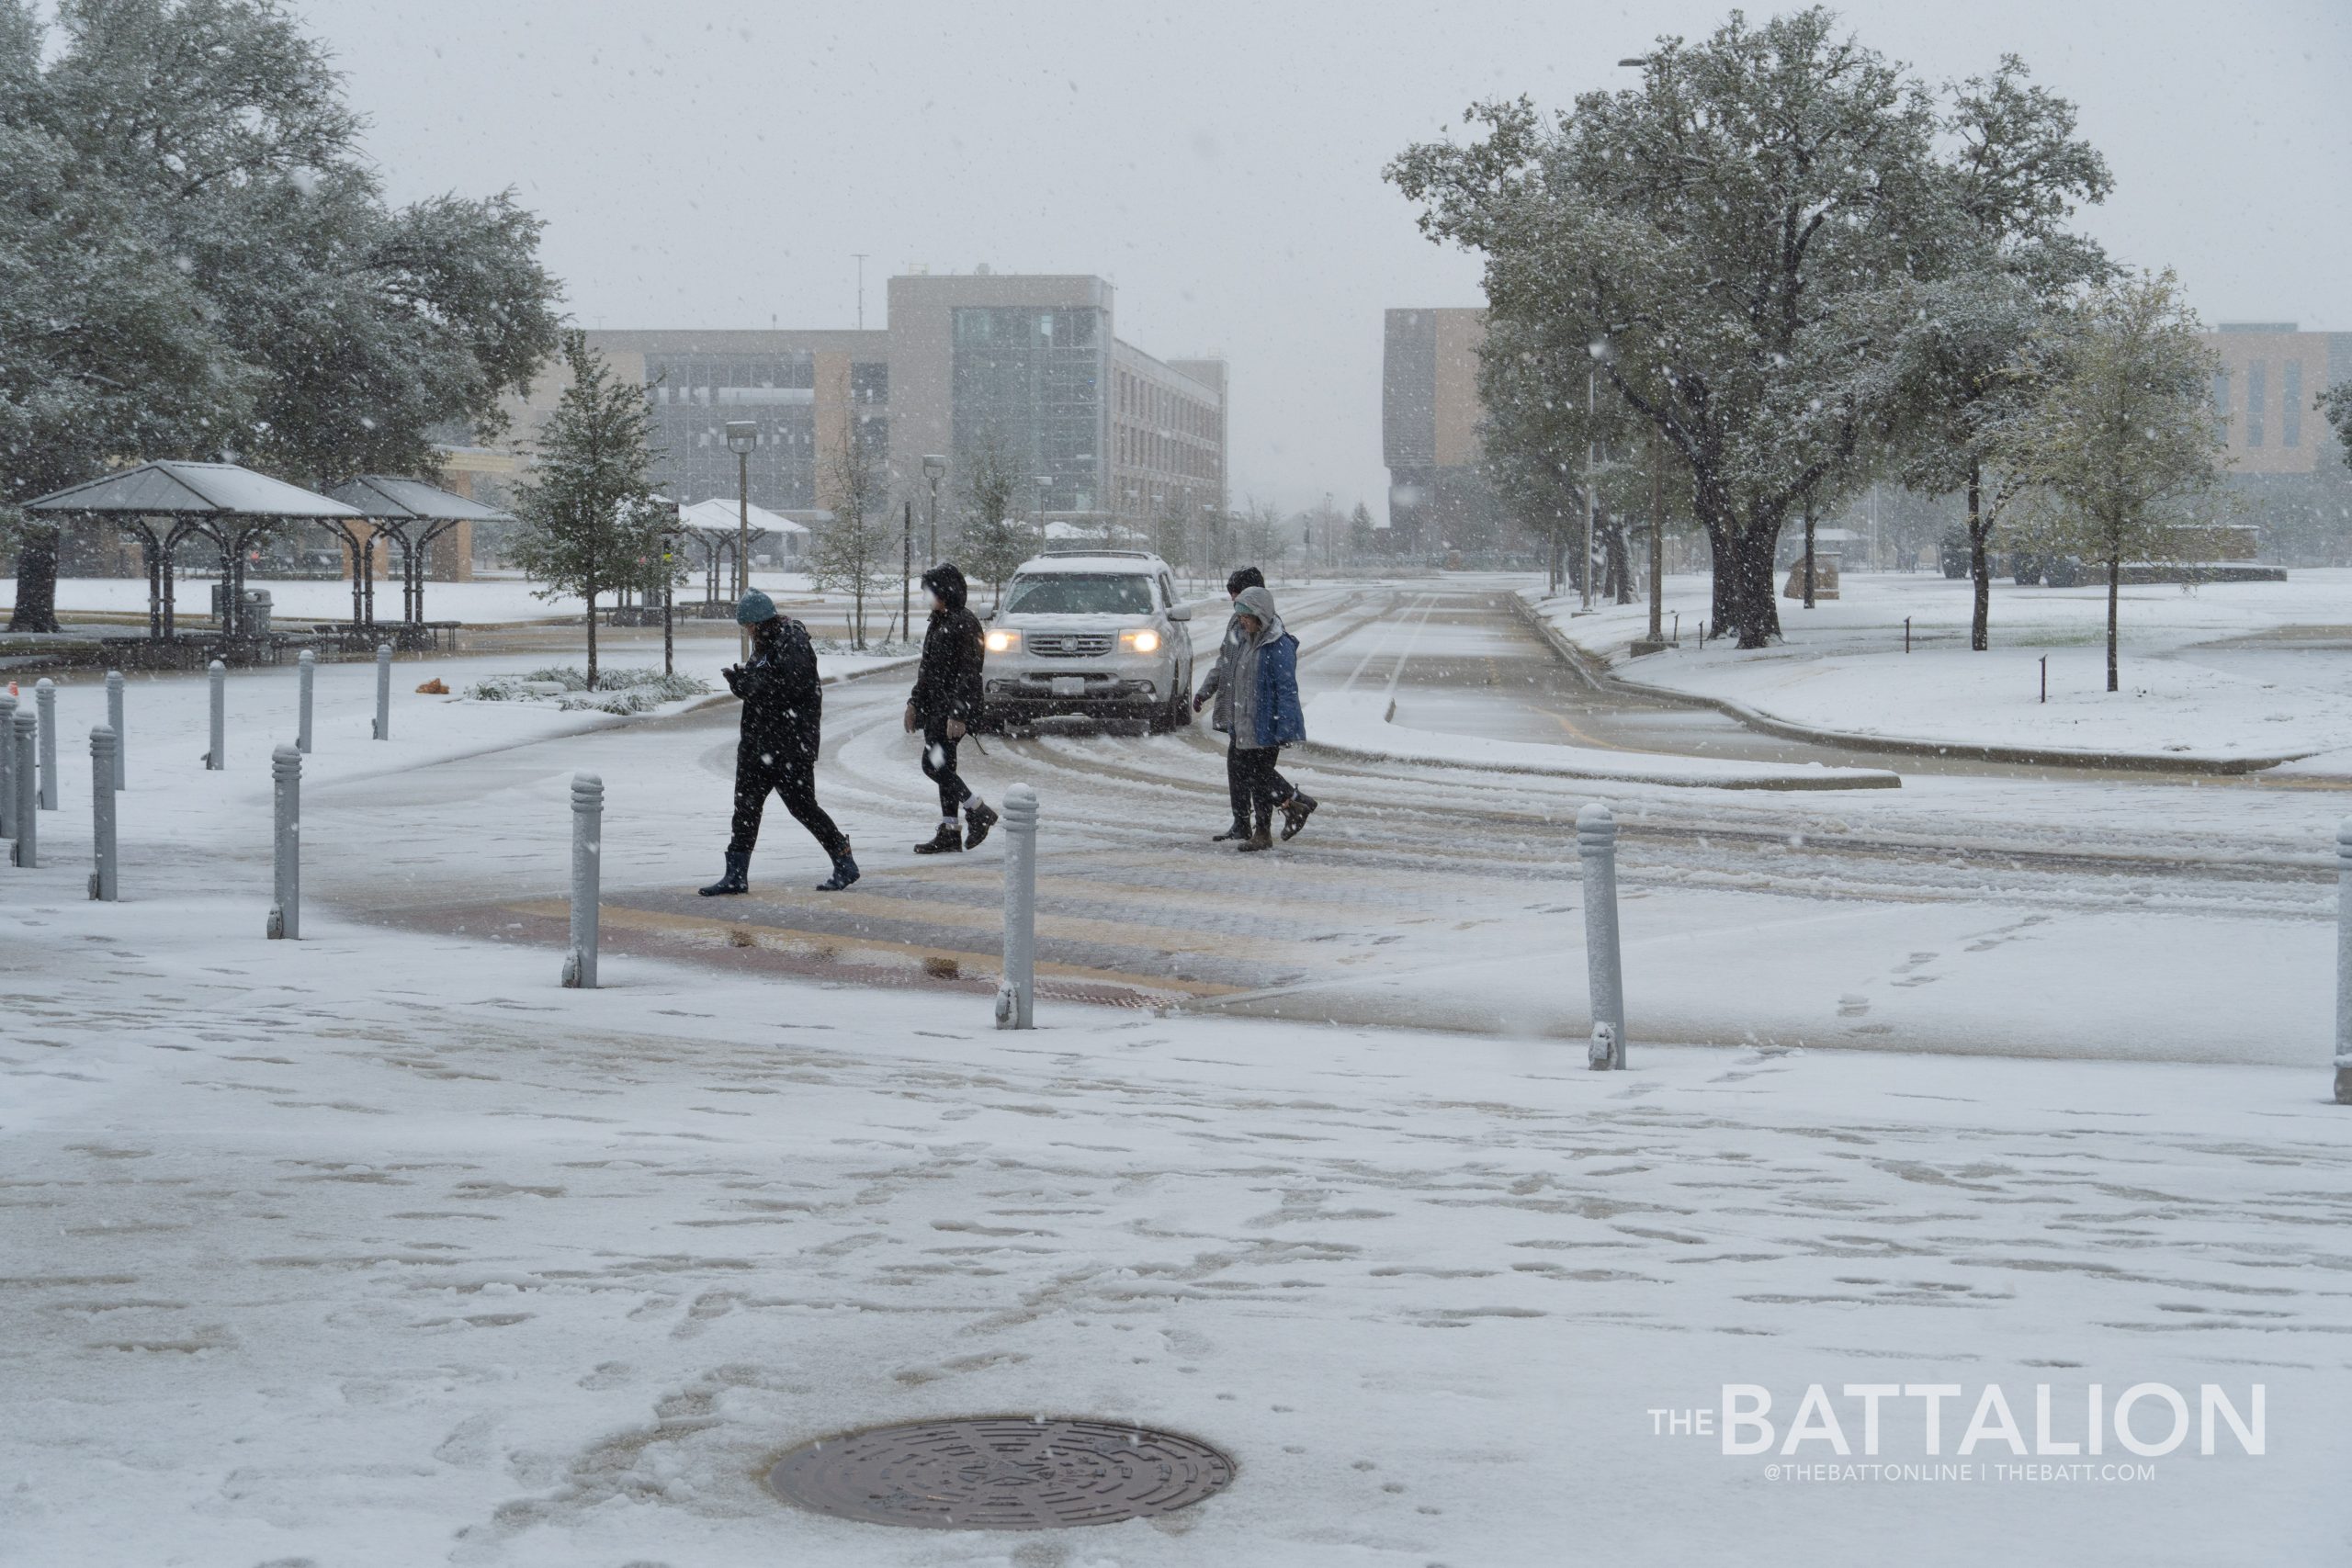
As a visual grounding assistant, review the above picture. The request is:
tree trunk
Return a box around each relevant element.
[585,591,599,691]
[1802,502,1816,611]
[7,525,62,634]
[1607,515,1634,605]
[1967,458,1990,652]
[1726,525,1781,649]
[2117,557,2135,691]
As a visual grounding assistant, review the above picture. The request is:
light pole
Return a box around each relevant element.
[725,421,756,659]
[1035,474,1052,542]
[922,454,946,565]
[1582,341,1611,610]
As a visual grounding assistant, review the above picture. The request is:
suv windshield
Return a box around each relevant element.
[1003,573,1155,616]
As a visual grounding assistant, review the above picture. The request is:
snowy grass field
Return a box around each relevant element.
[1533,569,2352,766]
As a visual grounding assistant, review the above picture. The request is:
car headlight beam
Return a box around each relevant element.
[985,629,1019,654]
[1123,628,1160,654]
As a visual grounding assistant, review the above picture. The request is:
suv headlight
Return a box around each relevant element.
[1121,628,1160,654]
[985,628,1021,654]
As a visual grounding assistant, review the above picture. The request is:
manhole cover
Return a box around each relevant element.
[765,1416,1235,1530]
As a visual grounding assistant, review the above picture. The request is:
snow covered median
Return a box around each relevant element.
[1522,571,2352,770]
[1301,689,1901,790]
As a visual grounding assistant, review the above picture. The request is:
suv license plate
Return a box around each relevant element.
[1051,676,1084,697]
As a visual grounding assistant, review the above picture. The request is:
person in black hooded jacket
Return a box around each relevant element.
[699,590,857,896]
[904,562,998,854]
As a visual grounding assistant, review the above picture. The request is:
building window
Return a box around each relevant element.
[2245,362,2267,447]
[2283,360,2302,448]
[2211,372,2230,441]
[851,362,889,406]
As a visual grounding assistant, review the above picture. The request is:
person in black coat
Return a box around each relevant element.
[700,590,858,895]
[904,562,998,854]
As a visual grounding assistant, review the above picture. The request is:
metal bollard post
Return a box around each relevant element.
[267,744,300,939]
[9,711,36,867]
[206,660,226,770]
[371,643,391,740]
[297,648,315,753]
[35,678,56,810]
[2336,818,2352,1105]
[1577,801,1626,1069]
[88,726,118,901]
[0,692,15,840]
[106,670,125,788]
[561,773,602,987]
[995,783,1039,1030]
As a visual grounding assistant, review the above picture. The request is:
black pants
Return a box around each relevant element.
[1226,738,1292,825]
[922,726,974,818]
[729,749,849,861]
[1232,745,1290,832]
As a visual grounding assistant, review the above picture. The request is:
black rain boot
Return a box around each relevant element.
[699,850,750,896]
[913,821,963,855]
[816,849,860,891]
[1211,818,1250,841]
[1280,791,1319,841]
[963,800,999,850]
[1238,808,1275,852]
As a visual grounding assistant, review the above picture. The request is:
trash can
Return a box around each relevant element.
[243,589,272,635]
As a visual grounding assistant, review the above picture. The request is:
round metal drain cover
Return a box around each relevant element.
[766,1416,1234,1529]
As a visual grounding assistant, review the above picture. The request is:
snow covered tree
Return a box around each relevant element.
[955,434,1033,605]
[1349,502,1377,558]
[1390,9,2031,648]
[0,0,559,632]
[1879,57,2111,650]
[808,425,894,648]
[1995,272,2224,693]
[1151,507,1193,579]
[2324,378,2352,468]
[507,333,666,691]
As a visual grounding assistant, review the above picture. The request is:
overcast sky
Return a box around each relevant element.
[297,0,2350,516]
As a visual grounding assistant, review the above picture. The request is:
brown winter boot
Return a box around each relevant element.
[1279,791,1318,841]
[913,821,963,855]
[1237,822,1274,852]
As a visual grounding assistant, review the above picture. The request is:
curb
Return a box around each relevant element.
[1505,593,2304,777]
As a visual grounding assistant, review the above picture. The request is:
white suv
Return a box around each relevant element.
[981,551,1197,732]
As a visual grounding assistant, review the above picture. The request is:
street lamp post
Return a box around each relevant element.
[922,454,946,566]
[725,421,757,660]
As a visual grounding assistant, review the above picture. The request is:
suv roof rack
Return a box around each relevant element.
[1037,547,1155,558]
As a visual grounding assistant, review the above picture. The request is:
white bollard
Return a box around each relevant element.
[561,773,602,987]
[0,692,15,840]
[1577,802,1626,1069]
[88,726,118,901]
[297,648,315,753]
[106,669,125,789]
[371,642,391,740]
[2336,818,2352,1105]
[34,677,56,810]
[995,783,1039,1030]
[206,659,226,770]
[267,744,300,939]
[9,711,35,867]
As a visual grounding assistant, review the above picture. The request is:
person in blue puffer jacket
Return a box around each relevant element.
[1225,583,1317,851]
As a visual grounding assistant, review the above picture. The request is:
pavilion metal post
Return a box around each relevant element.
[297,648,315,752]
[9,712,36,867]
[0,693,16,840]
[372,643,391,739]
[995,784,1039,1030]
[106,670,125,788]
[561,773,603,988]
[1577,802,1626,1070]
[206,660,226,770]
[34,678,56,810]
[267,743,300,939]
[88,726,117,901]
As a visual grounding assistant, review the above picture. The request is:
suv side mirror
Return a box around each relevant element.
[1167,604,1193,622]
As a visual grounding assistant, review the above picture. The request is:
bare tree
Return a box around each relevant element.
[808,425,895,648]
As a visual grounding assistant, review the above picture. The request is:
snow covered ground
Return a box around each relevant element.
[1529,570,2352,767]
[4,592,2349,1562]
[0,571,833,626]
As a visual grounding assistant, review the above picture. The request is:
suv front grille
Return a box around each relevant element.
[1028,632,1114,658]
